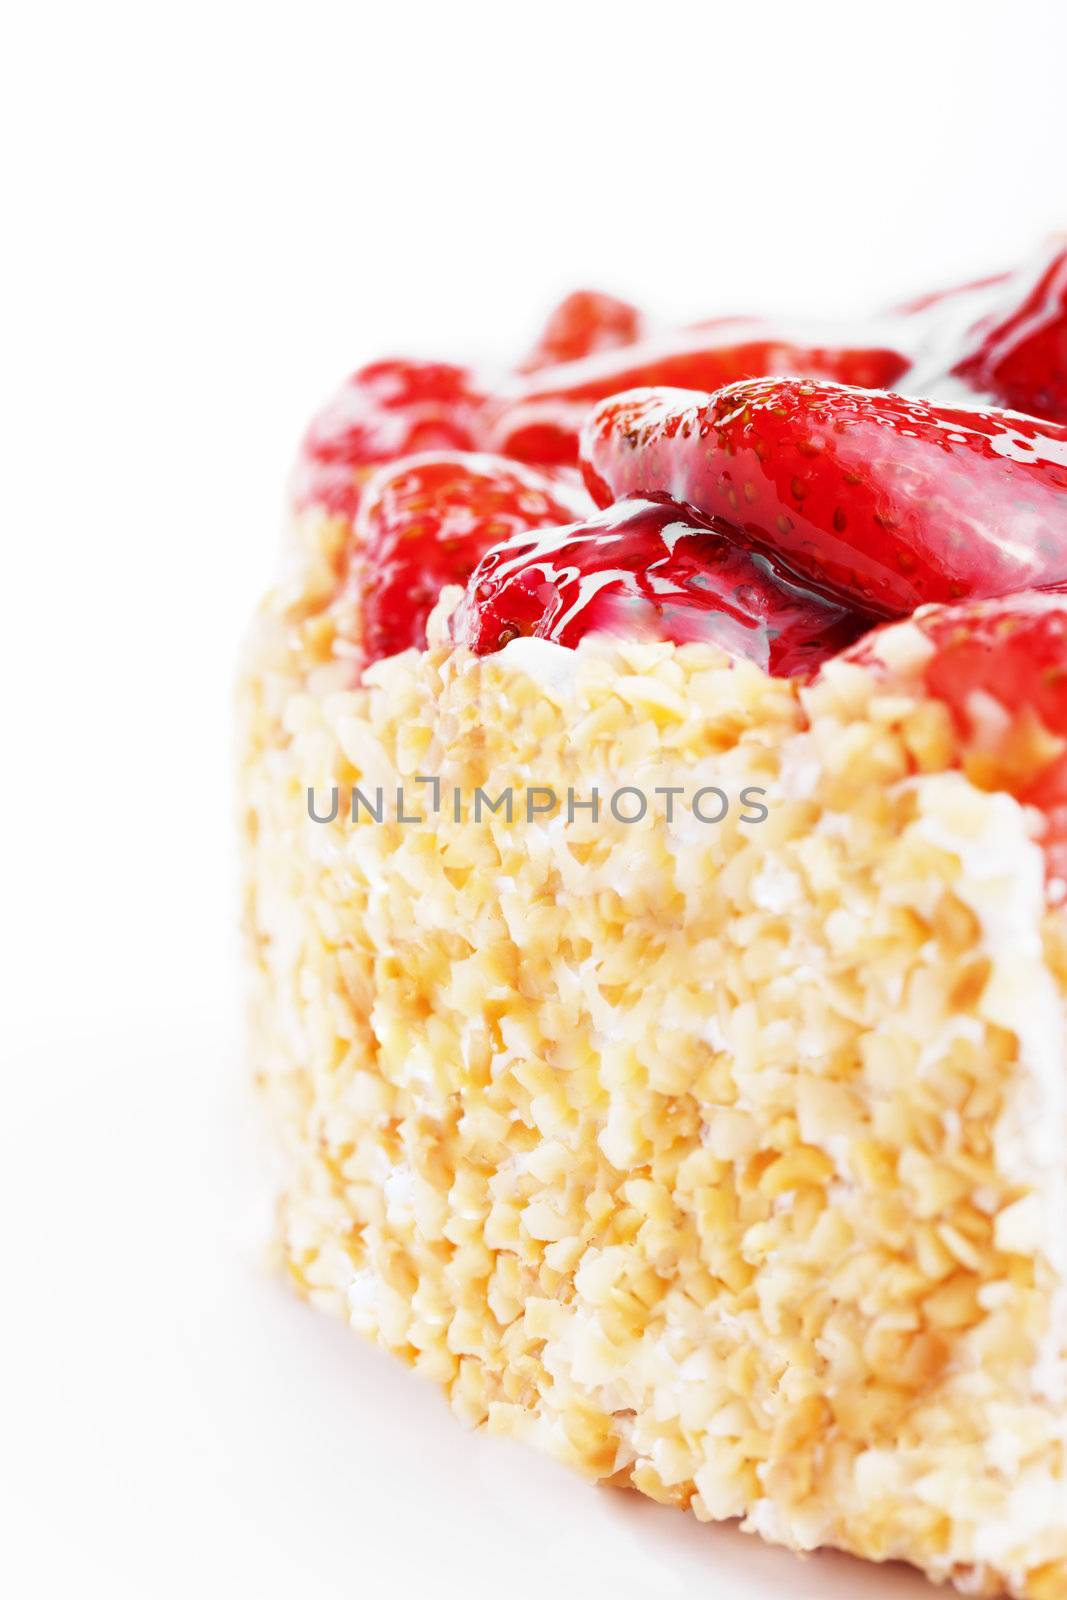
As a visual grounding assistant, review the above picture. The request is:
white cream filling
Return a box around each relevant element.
[915,775,1067,1348]
[496,634,580,697]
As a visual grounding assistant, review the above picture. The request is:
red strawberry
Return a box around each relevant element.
[451,495,868,676]
[846,593,1067,881]
[486,325,911,468]
[580,379,1067,617]
[518,290,644,373]
[846,591,1067,725]
[348,452,590,662]
[945,242,1067,423]
[293,359,489,519]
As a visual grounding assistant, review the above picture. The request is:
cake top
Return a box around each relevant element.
[286,244,1067,877]
[292,244,1067,664]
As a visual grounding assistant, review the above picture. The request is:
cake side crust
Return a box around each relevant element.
[239,521,1067,1599]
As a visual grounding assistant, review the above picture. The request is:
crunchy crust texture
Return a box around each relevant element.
[240,510,1067,1599]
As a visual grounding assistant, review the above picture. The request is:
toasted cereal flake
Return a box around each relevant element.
[868,618,937,675]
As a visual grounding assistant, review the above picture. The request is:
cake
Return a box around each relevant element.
[240,248,1067,1597]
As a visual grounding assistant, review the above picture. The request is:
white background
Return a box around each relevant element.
[3,2,1067,1595]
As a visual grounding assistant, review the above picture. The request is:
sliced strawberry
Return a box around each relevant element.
[348,452,590,662]
[452,494,868,676]
[486,325,911,467]
[846,593,1067,880]
[581,380,1067,617]
[293,359,489,519]
[921,595,1067,730]
[847,592,1067,723]
[518,290,644,373]
[945,242,1067,423]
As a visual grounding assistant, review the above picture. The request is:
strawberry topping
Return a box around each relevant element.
[518,290,644,373]
[920,595,1067,736]
[291,248,1067,724]
[452,495,868,676]
[487,326,911,467]
[848,594,1067,880]
[947,242,1067,423]
[580,379,1067,616]
[351,453,590,662]
[293,360,488,519]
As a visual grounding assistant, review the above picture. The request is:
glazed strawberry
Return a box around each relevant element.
[486,326,911,467]
[581,379,1067,617]
[293,359,488,519]
[351,452,590,662]
[946,242,1067,423]
[518,290,644,373]
[848,593,1067,880]
[846,592,1067,725]
[922,596,1067,732]
[452,495,868,675]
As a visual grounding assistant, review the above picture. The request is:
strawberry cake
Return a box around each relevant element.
[240,249,1067,1597]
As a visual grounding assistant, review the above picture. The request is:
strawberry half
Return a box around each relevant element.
[293,359,489,519]
[486,325,911,468]
[518,290,645,373]
[451,495,868,676]
[846,593,1067,881]
[347,452,590,663]
[580,379,1067,617]
[946,242,1067,423]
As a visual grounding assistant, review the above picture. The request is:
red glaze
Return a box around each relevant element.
[581,380,1067,617]
[847,593,1067,879]
[353,452,590,662]
[518,290,644,373]
[292,252,1067,692]
[486,326,911,467]
[451,495,868,675]
[293,360,488,519]
[949,243,1067,423]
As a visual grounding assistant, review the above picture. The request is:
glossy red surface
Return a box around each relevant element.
[581,379,1067,616]
[921,595,1067,733]
[294,359,487,518]
[950,243,1067,422]
[850,593,1067,878]
[292,250,1067,721]
[518,290,644,373]
[354,452,589,662]
[452,495,868,675]
[487,326,911,467]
